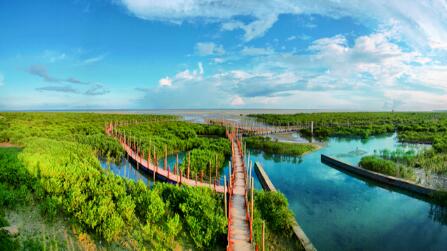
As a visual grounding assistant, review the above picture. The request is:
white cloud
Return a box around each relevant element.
[240,46,274,56]
[222,14,278,41]
[159,62,204,87]
[0,73,4,86]
[119,0,298,41]
[287,34,311,41]
[409,66,447,90]
[230,96,245,106]
[198,62,204,74]
[159,77,172,87]
[195,42,225,56]
[230,70,252,81]
[384,90,447,111]
[212,57,225,64]
[119,0,447,49]
[43,50,66,63]
[305,30,432,87]
[136,15,447,110]
[82,54,106,65]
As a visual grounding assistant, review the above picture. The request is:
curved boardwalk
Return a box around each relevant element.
[107,122,253,250]
[228,136,252,250]
[106,123,224,193]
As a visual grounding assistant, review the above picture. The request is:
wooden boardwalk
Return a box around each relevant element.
[107,122,253,250]
[106,123,225,193]
[207,118,309,136]
[227,131,253,251]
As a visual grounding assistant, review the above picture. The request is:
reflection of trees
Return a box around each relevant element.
[260,152,303,164]
[429,204,447,225]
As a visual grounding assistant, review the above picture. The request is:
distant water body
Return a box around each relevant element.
[5,109,349,123]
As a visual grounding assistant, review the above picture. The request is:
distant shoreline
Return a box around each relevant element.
[0,109,442,113]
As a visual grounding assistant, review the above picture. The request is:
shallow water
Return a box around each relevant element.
[100,132,447,250]
[248,133,447,251]
[100,152,187,186]
[100,151,237,186]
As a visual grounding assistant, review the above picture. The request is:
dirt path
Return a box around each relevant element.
[0,142,18,147]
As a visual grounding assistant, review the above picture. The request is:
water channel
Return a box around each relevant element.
[100,132,447,250]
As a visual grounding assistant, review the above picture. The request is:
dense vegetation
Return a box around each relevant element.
[359,156,415,180]
[0,148,32,250]
[0,112,175,160]
[245,136,317,156]
[376,149,447,175]
[249,112,447,142]
[116,122,231,178]
[252,191,302,250]
[251,112,447,186]
[0,113,229,249]
[0,112,302,250]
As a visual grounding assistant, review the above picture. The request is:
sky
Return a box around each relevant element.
[1,0,447,111]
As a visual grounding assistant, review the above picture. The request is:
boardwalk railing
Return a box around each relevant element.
[107,121,253,250]
[227,128,253,251]
[207,118,311,136]
[105,122,225,193]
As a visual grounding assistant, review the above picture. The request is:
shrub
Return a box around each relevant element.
[39,196,60,222]
[360,156,415,180]
[245,136,316,156]
[255,191,293,232]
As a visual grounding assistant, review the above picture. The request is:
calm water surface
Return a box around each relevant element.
[248,133,447,251]
[100,132,447,250]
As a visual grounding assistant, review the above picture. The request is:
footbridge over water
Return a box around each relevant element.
[106,122,255,250]
[207,119,314,136]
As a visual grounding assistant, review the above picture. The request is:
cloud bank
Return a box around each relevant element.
[119,0,447,49]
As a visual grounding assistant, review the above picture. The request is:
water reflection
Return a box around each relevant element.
[250,150,304,164]
[100,152,231,186]
[247,133,447,251]
[100,132,447,250]
[100,157,150,185]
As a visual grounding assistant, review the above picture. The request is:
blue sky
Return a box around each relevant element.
[1,0,447,110]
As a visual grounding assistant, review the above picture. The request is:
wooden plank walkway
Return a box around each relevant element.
[106,123,225,193]
[227,133,253,251]
[207,119,307,136]
[107,122,253,250]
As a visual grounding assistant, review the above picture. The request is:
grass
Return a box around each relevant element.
[359,156,415,180]
[245,136,318,156]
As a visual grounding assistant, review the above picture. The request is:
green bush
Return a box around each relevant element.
[155,183,227,249]
[255,191,293,232]
[360,156,415,180]
[0,113,230,249]
[434,137,447,153]
[0,229,19,250]
[245,136,316,156]
[39,196,60,222]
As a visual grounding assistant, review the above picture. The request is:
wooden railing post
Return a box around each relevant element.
[250,177,254,242]
[164,145,167,170]
[224,175,227,219]
[262,220,265,251]
[187,152,190,179]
